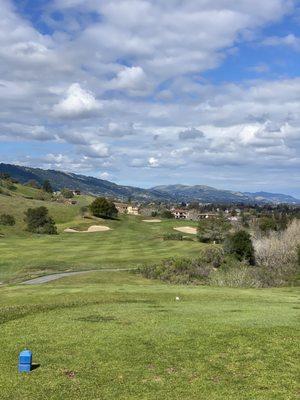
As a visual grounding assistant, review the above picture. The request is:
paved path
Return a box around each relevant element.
[21,268,133,285]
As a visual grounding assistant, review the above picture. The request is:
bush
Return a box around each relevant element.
[160,210,174,219]
[0,214,16,226]
[197,218,230,244]
[139,247,225,284]
[224,230,255,265]
[24,206,57,234]
[163,233,183,241]
[253,219,300,286]
[33,190,52,201]
[61,188,74,198]
[89,197,118,219]
[209,263,261,288]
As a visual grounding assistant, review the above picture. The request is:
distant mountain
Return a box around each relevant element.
[0,163,299,204]
[0,163,170,202]
[151,185,300,205]
[244,192,300,205]
[151,184,254,204]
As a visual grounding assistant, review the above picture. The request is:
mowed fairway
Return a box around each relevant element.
[0,216,202,282]
[0,271,299,400]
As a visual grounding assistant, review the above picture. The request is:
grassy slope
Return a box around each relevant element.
[0,271,299,400]
[0,185,202,282]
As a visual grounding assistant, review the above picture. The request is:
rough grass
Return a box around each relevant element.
[0,271,299,400]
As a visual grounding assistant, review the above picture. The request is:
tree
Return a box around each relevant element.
[160,210,174,219]
[61,188,74,198]
[259,217,277,234]
[224,230,255,265]
[89,197,118,219]
[197,218,230,244]
[42,180,53,194]
[24,206,57,234]
[0,214,15,226]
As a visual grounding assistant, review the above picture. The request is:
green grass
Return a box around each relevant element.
[0,185,204,282]
[0,216,202,282]
[0,271,299,399]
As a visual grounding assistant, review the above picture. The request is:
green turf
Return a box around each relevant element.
[0,271,299,400]
[0,185,206,282]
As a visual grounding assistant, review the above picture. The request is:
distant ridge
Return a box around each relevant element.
[0,163,299,204]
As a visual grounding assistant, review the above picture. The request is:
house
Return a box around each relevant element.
[172,209,188,219]
[114,202,128,214]
[127,205,140,215]
[197,213,218,220]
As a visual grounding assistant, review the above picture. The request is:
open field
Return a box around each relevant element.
[0,270,299,400]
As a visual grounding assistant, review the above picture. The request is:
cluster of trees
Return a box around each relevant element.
[89,197,118,219]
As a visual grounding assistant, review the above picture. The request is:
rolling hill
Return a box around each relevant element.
[0,163,299,204]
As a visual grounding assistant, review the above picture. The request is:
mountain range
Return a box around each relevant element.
[0,163,299,205]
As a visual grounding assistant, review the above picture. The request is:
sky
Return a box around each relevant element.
[0,0,300,196]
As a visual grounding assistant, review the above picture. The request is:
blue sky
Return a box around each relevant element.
[1,0,300,196]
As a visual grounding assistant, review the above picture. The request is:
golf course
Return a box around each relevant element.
[0,183,299,399]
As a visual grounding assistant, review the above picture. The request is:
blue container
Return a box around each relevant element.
[18,363,31,373]
[18,350,32,373]
[19,350,32,365]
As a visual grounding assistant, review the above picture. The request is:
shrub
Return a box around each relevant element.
[160,210,174,219]
[0,214,16,226]
[61,188,74,198]
[163,233,183,241]
[33,190,52,201]
[209,263,261,288]
[224,230,255,265]
[253,219,300,286]
[197,218,230,244]
[89,197,118,219]
[139,247,225,284]
[24,206,57,234]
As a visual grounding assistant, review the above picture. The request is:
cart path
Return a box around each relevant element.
[21,268,134,285]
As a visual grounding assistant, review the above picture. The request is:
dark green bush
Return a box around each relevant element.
[89,197,118,219]
[224,230,255,265]
[163,233,183,241]
[24,206,57,234]
[0,214,16,226]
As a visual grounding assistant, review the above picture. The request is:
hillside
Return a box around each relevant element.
[1,163,299,204]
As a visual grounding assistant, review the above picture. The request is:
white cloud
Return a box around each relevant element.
[148,157,159,168]
[52,83,102,118]
[110,66,147,91]
[262,34,300,51]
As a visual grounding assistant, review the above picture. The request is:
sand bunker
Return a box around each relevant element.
[142,219,162,223]
[64,225,111,233]
[173,226,197,235]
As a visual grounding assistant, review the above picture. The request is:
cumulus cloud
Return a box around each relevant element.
[110,66,148,91]
[0,0,299,195]
[52,83,102,118]
[179,128,205,140]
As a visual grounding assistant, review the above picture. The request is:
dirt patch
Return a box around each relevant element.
[173,226,197,234]
[142,219,162,223]
[64,225,111,233]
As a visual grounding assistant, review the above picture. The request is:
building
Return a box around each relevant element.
[127,205,140,215]
[172,209,188,219]
[114,202,128,214]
